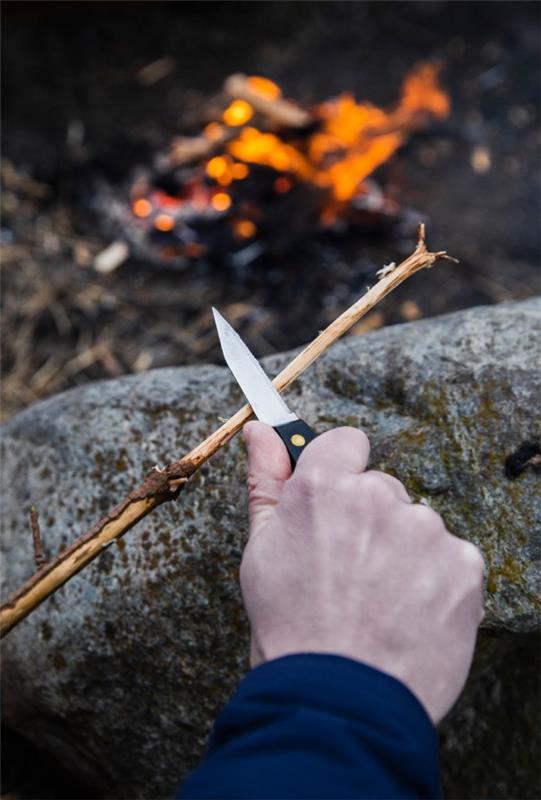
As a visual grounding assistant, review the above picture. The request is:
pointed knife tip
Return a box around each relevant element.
[212,307,231,335]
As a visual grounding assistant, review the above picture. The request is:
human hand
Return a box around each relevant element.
[240,422,485,724]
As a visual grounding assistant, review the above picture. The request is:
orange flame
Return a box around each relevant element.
[228,127,312,179]
[400,62,450,120]
[136,62,450,235]
[216,62,449,203]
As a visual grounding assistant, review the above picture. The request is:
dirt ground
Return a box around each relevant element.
[1,2,540,798]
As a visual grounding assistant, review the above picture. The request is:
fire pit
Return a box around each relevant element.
[93,63,449,269]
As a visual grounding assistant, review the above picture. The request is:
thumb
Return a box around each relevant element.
[244,420,292,533]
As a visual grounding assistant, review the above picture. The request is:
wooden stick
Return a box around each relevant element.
[224,74,313,129]
[168,74,314,167]
[0,225,456,638]
[168,131,234,167]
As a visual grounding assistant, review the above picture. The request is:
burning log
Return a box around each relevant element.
[0,225,456,637]
[224,73,314,128]
[167,75,314,167]
[168,129,235,167]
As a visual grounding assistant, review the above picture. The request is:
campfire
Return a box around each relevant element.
[94,62,450,270]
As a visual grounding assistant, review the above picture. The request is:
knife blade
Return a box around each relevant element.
[212,307,317,466]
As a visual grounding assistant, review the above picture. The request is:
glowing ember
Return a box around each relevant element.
[183,242,207,258]
[320,208,338,228]
[206,155,230,179]
[204,122,225,141]
[234,219,257,238]
[133,198,152,218]
[223,99,253,127]
[211,192,232,212]
[150,190,184,209]
[154,214,175,232]
[274,176,293,194]
[231,162,249,179]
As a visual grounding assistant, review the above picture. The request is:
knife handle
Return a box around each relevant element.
[273,419,317,468]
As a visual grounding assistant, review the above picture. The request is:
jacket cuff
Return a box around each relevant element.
[182,653,441,799]
[211,652,437,759]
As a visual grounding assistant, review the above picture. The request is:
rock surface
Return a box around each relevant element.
[1,299,540,798]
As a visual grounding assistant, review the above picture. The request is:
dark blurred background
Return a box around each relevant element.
[1,3,540,797]
[1,0,539,423]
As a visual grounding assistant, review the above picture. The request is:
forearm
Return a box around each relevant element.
[178,654,441,800]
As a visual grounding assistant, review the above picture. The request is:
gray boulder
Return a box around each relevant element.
[1,299,540,798]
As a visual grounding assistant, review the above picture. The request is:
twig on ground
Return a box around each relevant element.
[30,507,46,569]
[0,224,457,638]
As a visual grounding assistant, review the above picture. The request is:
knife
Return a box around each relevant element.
[212,308,317,467]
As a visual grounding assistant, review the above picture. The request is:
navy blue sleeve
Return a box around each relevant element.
[177,654,441,799]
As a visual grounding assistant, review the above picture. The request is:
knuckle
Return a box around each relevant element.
[363,469,386,483]
[351,427,370,452]
[410,503,445,530]
[320,426,370,463]
[359,471,393,500]
[461,541,486,576]
[334,472,358,496]
[292,465,326,495]
[330,426,369,449]
[446,540,485,596]
[368,470,409,499]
